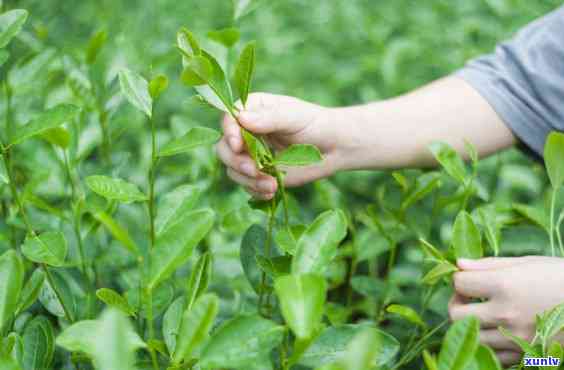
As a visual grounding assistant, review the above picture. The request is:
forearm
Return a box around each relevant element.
[330,76,516,171]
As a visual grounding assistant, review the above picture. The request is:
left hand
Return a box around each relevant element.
[448,256,564,366]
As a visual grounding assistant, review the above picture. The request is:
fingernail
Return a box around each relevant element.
[240,162,256,177]
[257,179,274,193]
[238,111,260,125]
[229,136,240,151]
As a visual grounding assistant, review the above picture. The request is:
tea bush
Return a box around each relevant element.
[0,0,563,370]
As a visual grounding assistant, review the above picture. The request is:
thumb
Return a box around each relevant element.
[237,109,280,134]
[457,257,528,271]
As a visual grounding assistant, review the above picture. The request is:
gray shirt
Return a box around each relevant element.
[456,5,564,158]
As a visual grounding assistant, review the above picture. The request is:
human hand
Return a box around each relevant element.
[216,92,344,200]
[448,256,564,366]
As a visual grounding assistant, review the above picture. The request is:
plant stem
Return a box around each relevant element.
[557,211,564,256]
[549,189,557,257]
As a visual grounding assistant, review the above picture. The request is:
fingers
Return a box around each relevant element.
[226,168,277,195]
[480,329,520,351]
[448,299,499,328]
[457,257,529,271]
[216,138,258,177]
[496,351,522,366]
[453,270,499,299]
[222,115,244,153]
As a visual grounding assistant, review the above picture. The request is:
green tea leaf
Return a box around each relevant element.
[474,345,502,370]
[513,204,550,231]
[149,74,169,99]
[452,211,482,259]
[274,144,323,167]
[173,294,219,364]
[22,316,55,370]
[40,127,71,148]
[275,224,306,255]
[386,304,426,327]
[401,172,441,211]
[92,211,138,253]
[544,132,564,189]
[429,142,467,185]
[474,206,501,256]
[0,9,28,48]
[159,126,221,157]
[234,41,255,106]
[0,49,8,67]
[299,324,400,368]
[177,27,201,58]
[340,328,383,370]
[208,27,240,48]
[86,29,107,64]
[118,68,152,118]
[538,303,564,343]
[9,104,79,146]
[418,238,446,262]
[292,209,348,274]
[156,185,202,234]
[422,261,458,285]
[274,274,327,339]
[148,209,215,290]
[186,252,212,310]
[38,269,75,320]
[86,175,147,203]
[163,297,186,356]
[22,231,67,267]
[16,268,44,315]
[200,315,284,368]
[96,288,136,317]
[437,316,479,370]
[0,250,24,330]
[181,55,213,86]
[240,224,268,294]
[423,350,439,370]
[498,326,538,356]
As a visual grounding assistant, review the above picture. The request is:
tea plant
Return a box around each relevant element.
[1,1,564,370]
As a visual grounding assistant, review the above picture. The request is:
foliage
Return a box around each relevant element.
[0,0,563,370]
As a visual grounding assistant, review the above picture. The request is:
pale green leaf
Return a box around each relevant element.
[96,288,137,317]
[340,328,382,370]
[92,211,138,253]
[386,304,426,327]
[21,231,67,267]
[118,68,152,118]
[474,345,502,370]
[186,252,212,311]
[86,175,147,203]
[163,297,186,356]
[22,316,55,370]
[452,211,482,259]
[234,41,255,106]
[544,132,564,189]
[429,142,467,185]
[437,316,479,370]
[422,261,458,285]
[40,127,71,149]
[181,55,212,86]
[149,74,169,99]
[86,29,107,64]
[0,9,28,48]
[159,126,220,157]
[208,27,240,48]
[155,185,202,234]
[274,144,323,167]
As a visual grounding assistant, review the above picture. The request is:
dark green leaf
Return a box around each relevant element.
[16,268,44,315]
[240,224,268,294]
[22,316,55,370]
[0,250,24,330]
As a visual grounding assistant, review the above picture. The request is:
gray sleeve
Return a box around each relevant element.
[455,5,564,158]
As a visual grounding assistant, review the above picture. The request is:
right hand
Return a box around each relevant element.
[216,92,343,199]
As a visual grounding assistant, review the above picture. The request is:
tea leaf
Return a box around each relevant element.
[40,127,71,148]
[423,350,439,370]
[274,144,323,167]
[92,211,139,253]
[163,297,186,356]
[149,74,169,99]
[0,49,8,67]
[159,126,220,157]
[86,175,147,203]
[429,142,467,185]
[148,209,215,290]
[9,104,79,146]
[241,224,268,294]
[299,324,400,368]
[208,27,240,48]
[513,204,550,231]
[186,252,212,310]
[234,41,255,106]
[292,209,348,275]
[22,316,55,370]
[275,224,306,255]
[422,261,458,285]
[0,250,24,330]
[537,303,564,343]
[401,172,441,211]
[181,55,213,86]
[16,268,44,315]
[38,269,75,320]
[437,316,479,370]
[386,304,426,327]
[0,9,28,48]
[474,206,501,256]
[474,345,502,370]
[242,129,269,166]
[173,293,219,364]
[96,288,137,317]
[200,315,285,368]
[156,184,202,234]
[86,29,107,64]
[118,68,152,118]
[418,238,446,262]
[498,326,538,356]
[177,27,201,58]
[340,328,383,370]
[22,231,67,267]
[274,274,327,339]
[544,132,564,189]
[452,211,482,259]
